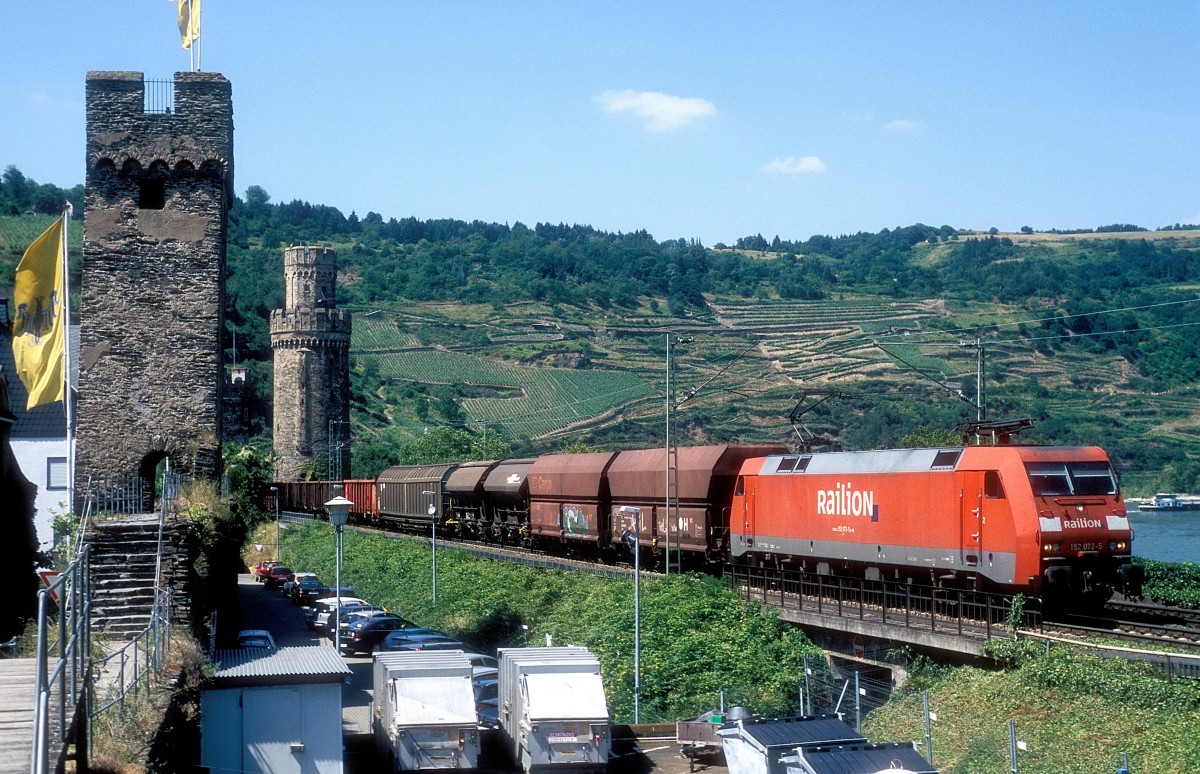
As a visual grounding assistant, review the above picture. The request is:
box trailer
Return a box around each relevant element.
[498,646,610,773]
[372,651,480,771]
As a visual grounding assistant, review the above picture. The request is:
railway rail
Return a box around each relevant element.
[1045,615,1200,653]
[1105,598,1200,629]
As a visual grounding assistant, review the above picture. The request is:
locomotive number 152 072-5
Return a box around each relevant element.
[1070,542,1104,552]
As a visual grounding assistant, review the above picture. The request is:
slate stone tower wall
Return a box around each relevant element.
[270,246,351,481]
[78,71,233,504]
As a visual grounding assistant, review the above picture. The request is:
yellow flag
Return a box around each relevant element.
[12,218,66,410]
[176,0,201,50]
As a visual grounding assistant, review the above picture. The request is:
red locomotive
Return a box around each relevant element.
[730,444,1143,602]
[271,440,1144,604]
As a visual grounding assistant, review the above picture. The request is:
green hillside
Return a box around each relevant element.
[6,169,1200,492]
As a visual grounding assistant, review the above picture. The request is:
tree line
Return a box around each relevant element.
[0,166,83,217]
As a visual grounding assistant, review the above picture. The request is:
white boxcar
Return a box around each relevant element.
[498,646,610,773]
[372,651,480,771]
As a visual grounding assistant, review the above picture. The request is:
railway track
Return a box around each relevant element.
[1105,598,1200,629]
[1046,610,1200,653]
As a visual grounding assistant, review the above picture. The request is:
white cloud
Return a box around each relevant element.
[596,89,717,132]
[761,156,827,175]
[884,119,921,133]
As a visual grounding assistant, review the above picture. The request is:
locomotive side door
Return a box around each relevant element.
[735,475,755,551]
[959,472,984,568]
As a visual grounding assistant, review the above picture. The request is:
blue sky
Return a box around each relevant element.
[2,2,1197,245]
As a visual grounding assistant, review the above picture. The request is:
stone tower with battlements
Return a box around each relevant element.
[270,246,351,481]
[77,71,233,505]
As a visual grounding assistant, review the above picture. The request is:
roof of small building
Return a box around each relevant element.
[788,742,938,774]
[719,715,866,750]
[209,645,350,686]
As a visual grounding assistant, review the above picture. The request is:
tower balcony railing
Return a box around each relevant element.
[142,78,175,114]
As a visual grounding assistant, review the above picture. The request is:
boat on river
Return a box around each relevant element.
[1135,493,1200,511]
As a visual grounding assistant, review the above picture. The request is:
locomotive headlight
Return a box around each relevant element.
[1109,541,1117,551]
[1042,543,1052,552]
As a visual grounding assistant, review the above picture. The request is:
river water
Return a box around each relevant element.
[1127,504,1200,564]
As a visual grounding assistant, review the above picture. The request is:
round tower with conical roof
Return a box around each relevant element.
[270,245,351,481]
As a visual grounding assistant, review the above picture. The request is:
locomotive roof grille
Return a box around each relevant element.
[766,447,964,475]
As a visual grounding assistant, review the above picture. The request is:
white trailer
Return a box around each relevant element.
[498,646,610,773]
[372,651,480,771]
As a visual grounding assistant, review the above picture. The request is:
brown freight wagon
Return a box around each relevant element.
[446,460,501,538]
[527,452,619,551]
[375,463,457,532]
[480,458,536,544]
[275,480,341,516]
[343,479,377,521]
[607,444,786,564]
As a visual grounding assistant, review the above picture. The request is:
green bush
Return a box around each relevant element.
[1139,558,1200,608]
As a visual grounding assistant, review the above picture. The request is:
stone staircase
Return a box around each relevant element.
[85,515,194,639]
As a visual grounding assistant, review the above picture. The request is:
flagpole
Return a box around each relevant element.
[189,0,195,72]
[196,0,202,72]
[60,203,75,520]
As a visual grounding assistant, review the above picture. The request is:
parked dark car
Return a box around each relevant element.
[384,640,471,654]
[377,631,463,652]
[315,586,356,601]
[473,677,498,704]
[340,614,414,654]
[328,606,389,641]
[291,578,326,606]
[282,571,318,598]
[335,607,401,639]
[476,698,500,731]
[263,565,292,589]
[375,629,453,651]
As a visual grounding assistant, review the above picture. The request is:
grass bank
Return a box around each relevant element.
[863,640,1200,772]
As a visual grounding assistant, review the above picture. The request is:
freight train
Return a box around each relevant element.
[272,441,1144,604]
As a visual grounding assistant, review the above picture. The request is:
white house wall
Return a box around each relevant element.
[12,437,71,553]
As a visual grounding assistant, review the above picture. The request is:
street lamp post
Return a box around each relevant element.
[325,494,353,653]
[423,490,437,606]
[271,486,280,560]
[618,505,641,724]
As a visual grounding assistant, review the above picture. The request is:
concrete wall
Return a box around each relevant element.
[11,437,71,551]
[77,71,232,501]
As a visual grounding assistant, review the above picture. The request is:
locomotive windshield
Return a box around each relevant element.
[1025,461,1118,496]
